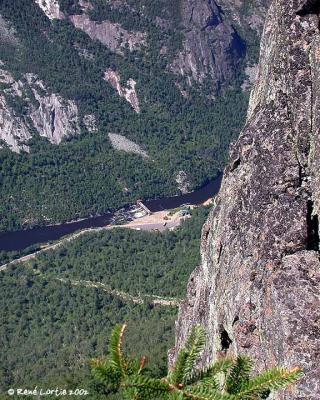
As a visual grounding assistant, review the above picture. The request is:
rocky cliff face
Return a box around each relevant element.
[218,0,268,32]
[26,74,80,145]
[174,0,320,398]
[34,0,64,20]
[32,0,268,94]
[0,95,31,153]
[103,69,140,113]
[69,13,146,55]
[0,64,80,152]
[171,0,247,90]
[171,0,270,91]
[165,0,266,92]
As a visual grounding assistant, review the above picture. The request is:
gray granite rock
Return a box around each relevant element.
[0,67,80,152]
[171,0,269,91]
[172,0,247,91]
[174,1,320,398]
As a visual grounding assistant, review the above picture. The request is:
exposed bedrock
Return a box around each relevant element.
[172,0,247,91]
[0,67,80,152]
[173,1,320,398]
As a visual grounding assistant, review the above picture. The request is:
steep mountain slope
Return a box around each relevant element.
[0,66,80,152]
[0,0,268,231]
[174,0,320,398]
[173,0,268,90]
[38,0,267,93]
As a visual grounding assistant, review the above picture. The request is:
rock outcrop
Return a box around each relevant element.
[83,114,97,132]
[104,69,140,113]
[33,0,146,55]
[0,95,31,153]
[69,13,146,55]
[174,1,320,398]
[0,65,80,152]
[32,0,268,93]
[176,171,191,194]
[218,0,268,33]
[171,0,246,90]
[34,0,64,20]
[172,0,269,91]
[26,74,80,145]
[0,14,19,46]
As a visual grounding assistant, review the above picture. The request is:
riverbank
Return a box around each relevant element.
[0,173,222,252]
[120,209,191,232]
[0,209,193,272]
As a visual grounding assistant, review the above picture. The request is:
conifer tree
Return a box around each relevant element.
[90,324,302,399]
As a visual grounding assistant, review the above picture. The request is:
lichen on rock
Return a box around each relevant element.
[174,1,320,398]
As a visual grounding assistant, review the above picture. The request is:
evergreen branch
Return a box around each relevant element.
[183,385,235,400]
[126,375,231,400]
[138,356,146,374]
[191,375,220,392]
[188,358,234,386]
[90,324,303,400]
[124,375,170,399]
[226,356,253,394]
[169,326,206,386]
[183,325,206,384]
[89,358,122,393]
[169,348,189,385]
[108,323,128,376]
[234,367,303,399]
[169,392,185,400]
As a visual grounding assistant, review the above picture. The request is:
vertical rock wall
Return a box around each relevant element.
[172,0,247,90]
[0,67,80,152]
[174,1,320,398]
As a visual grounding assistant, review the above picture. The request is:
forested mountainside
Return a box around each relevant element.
[0,207,209,399]
[0,0,269,231]
[174,0,320,399]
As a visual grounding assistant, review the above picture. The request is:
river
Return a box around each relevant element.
[0,173,223,252]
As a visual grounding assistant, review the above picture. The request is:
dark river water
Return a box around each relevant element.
[0,173,223,252]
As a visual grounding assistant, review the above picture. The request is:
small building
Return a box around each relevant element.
[178,209,190,217]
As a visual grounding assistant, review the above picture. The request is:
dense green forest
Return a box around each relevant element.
[0,265,176,400]
[0,207,209,399]
[0,0,250,231]
[0,1,265,398]
[31,207,209,297]
[0,1,266,398]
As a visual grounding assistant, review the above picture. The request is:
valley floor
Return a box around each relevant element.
[0,207,202,271]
